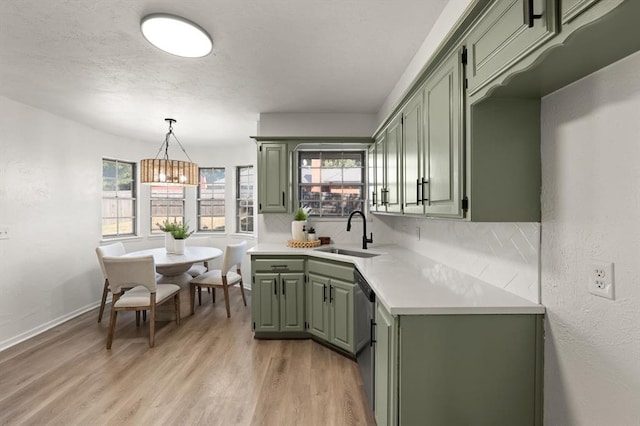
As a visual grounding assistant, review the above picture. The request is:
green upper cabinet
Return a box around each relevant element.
[423,48,464,218]
[373,114,403,214]
[257,142,289,213]
[367,142,378,211]
[466,0,557,97]
[384,115,403,213]
[401,88,426,215]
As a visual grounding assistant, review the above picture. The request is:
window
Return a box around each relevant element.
[236,166,254,233]
[198,167,226,232]
[150,186,185,233]
[102,159,136,237]
[298,151,365,217]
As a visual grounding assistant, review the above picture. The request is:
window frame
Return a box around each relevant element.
[236,165,254,234]
[197,167,226,233]
[296,150,366,218]
[101,158,137,238]
[149,185,185,234]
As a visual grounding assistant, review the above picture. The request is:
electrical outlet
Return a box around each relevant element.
[589,261,614,299]
[0,226,8,240]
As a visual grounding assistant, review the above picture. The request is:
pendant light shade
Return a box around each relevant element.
[140,119,199,186]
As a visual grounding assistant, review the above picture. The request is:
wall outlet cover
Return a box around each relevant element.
[588,261,614,299]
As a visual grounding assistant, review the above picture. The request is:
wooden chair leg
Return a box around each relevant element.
[106,308,118,349]
[212,288,216,303]
[197,285,202,306]
[149,295,156,348]
[190,284,196,315]
[222,284,231,318]
[98,279,109,323]
[143,310,147,322]
[136,311,141,326]
[175,292,181,326]
[239,280,247,307]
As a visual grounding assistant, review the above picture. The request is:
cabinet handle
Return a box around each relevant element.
[416,178,423,205]
[282,191,285,206]
[273,278,277,295]
[370,319,377,347]
[282,278,285,296]
[323,284,327,302]
[421,177,429,203]
[329,285,334,303]
[372,191,377,206]
[527,0,543,28]
[383,188,389,206]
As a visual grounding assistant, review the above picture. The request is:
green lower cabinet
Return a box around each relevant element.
[306,273,355,354]
[253,271,304,332]
[377,313,544,425]
[375,302,397,426]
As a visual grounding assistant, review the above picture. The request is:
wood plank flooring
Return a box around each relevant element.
[0,289,375,426]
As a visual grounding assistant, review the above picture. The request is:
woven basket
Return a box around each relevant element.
[287,239,321,248]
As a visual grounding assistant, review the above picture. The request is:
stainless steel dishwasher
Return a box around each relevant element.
[354,268,376,412]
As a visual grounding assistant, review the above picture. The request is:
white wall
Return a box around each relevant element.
[258,112,377,137]
[376,0,475,124]
[0,96,256,350]
[540,51,640,425]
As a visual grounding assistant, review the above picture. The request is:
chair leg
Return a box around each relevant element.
[212,288,216,303]
[175,292,181,326]
[190,284,196,315]
[136,311,141,326]
[143,310,147,322]
[98,279,109,323]
[149,295,156,348]
[106,309,118,349]
[239,280,247,307]
[222,284,231,318]
[197,286,202,306]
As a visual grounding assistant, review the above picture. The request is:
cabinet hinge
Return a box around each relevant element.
[462,197,469,211]
[461,47,468,65]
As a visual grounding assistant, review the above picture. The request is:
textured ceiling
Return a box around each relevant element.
[0,0,448,146]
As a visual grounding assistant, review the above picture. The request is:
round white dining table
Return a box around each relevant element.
[124,246,222,286]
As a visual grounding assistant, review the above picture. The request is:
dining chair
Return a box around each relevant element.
[102,255,181,349]
[189,241,247,318]
[95,242,126,323]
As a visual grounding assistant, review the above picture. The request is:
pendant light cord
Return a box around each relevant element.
[150,118,194,163]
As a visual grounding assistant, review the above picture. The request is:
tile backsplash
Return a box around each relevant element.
[258,213,540,303]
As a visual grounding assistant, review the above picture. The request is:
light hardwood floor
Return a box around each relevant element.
[0,289,375,426]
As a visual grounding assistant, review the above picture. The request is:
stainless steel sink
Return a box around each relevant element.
[314,246,380,258]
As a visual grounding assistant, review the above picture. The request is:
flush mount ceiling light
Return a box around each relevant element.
[140,118,199,186]
[141,14,212,58]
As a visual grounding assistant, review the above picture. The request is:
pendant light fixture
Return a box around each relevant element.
[140,118,199,186]
[141,14,212,58]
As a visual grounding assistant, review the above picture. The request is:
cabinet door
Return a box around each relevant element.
[368,143,378,211]
[307,273,330,341]
[258,143,288,213]
[424,49,464,218]
[402,88,425,215]
[253,273,279,332]
[466,0,557,96]
[562,0,599,24]
[375,303,395,426]
[279,273,305,332]
[385,114,402,213]
[329,278,354,353]
[375,133,386,211]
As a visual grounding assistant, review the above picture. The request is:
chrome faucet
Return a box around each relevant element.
[346,210,373,249]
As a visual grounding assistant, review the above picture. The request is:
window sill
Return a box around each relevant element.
[100,235,144,244]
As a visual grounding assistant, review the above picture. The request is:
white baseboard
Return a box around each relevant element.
[0,301,102,352]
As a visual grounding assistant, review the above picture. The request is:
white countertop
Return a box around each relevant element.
[248,243,545,316]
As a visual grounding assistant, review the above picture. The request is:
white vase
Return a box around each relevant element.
[174,239,185,255]
[291,220,307,241]
[164,232,175,253]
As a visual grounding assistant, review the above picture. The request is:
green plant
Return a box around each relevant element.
[170,222,195,240]
[156,220,179,233]
[293,207,309,221]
